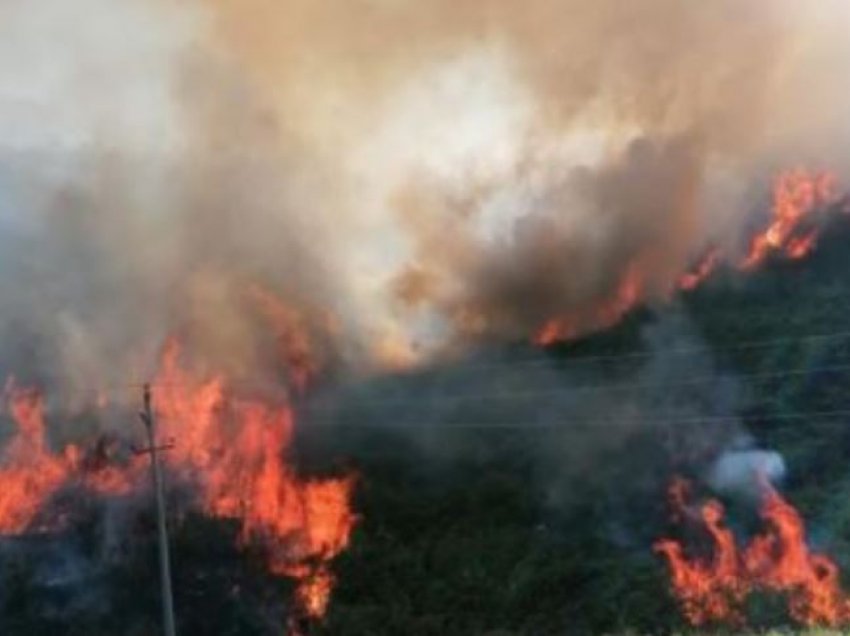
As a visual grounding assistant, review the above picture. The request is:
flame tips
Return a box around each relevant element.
[151,337,356,629]
[656,478,850,628]
[536,168,843,347]
[0,321,357,631]
[740,168,838,271]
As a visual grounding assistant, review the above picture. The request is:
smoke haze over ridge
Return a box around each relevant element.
[1,0,850,392]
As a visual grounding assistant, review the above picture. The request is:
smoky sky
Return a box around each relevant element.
[1,0,850,395]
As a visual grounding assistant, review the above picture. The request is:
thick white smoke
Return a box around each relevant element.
[190,0,850,358]
[2,0,850,394]
[706,447,787,502]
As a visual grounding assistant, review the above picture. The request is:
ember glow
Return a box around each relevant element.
[655,478,850,627]
[678,249,722,292]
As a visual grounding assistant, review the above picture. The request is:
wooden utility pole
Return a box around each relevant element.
[138,383,177,636]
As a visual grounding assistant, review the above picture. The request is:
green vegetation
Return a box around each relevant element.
[308,218,850,635]
[6,219,850,634]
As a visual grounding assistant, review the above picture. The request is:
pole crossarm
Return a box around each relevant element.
[139,383,178,636]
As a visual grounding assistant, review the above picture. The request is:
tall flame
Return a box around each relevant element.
[0,379,136,534]
[0,316,356,631]
[740,170,838,270]
[655,478,850,627]
[153,338,357,628]
[0,379,70,533]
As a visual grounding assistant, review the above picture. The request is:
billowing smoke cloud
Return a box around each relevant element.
[2,4,826,624]
[204,0,850,353]
[0,0,351,402]
[2,0,850,394]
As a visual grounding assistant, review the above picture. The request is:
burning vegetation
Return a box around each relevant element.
[7,0,850,634]
[2,173,850,633]
[536,169,844,347]
[655,478,850,628]
[152,339,357,629]
[0,331,356,633]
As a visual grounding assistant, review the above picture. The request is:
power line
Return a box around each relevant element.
[8,325,850,410]
[302,360,850,411]
[420,286,850,372]
[16,354,850,412]
[436,327,850,373]
[300,408,850,430]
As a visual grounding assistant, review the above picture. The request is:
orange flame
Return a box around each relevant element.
[249,284,326,394]
[655,478,850,627]
[740,169,837,271]
[153,338,357,627]
[536,168,842,346]
[678,249,721,292]
[295,567,335,618]
[0,380,70,533]
[534,265,644,346]
[0,330,356,630]
[534,318,568,347]
[0,380,136,533]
